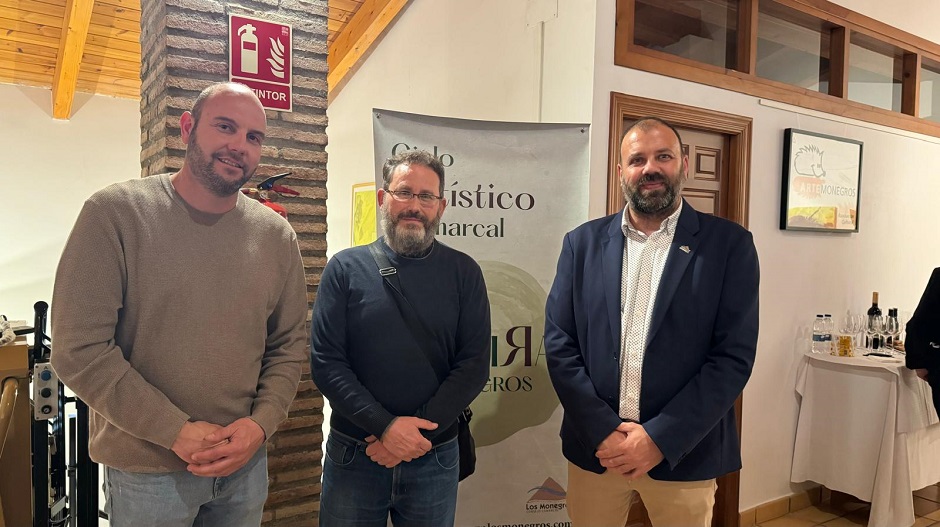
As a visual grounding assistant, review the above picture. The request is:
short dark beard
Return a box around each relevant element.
[185,127,254,197]
[380,202,441,257]
[621,172,680,218]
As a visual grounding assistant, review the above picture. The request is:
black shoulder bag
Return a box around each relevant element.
[367,239,476,481]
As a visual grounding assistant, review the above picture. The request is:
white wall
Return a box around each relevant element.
[0,85,140,322]
[325,0,596,256]
[829,0,940,44]
[591,1,940,511]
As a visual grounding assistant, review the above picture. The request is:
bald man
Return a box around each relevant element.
[545,117,759,527]
[51,82,308,526]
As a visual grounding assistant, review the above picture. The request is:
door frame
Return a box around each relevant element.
[607,92,753,527]
[607,92,752,229]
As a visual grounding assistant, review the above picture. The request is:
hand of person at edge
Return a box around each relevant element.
[916,368,929,381]
[187,417,266,477]
[365,435,404,468]
[171,421,225,464]
[596,422,664,479]
[381,416,437,461]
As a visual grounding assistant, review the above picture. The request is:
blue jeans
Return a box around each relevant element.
[320,430,459,527]
[103,448,268,527]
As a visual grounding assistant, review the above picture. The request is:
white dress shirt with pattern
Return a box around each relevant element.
[618,201,683,421]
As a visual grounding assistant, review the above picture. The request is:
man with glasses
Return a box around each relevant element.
[310,149,491,526]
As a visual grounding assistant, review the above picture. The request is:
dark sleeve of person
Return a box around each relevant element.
[544,233,625,450]
[644,230,760,469]
[309,257,397,439]
[414,261,491,439]
[905,268,940,373]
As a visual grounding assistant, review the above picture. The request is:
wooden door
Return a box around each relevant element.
[608,93,752,527]
[679,127,730,217]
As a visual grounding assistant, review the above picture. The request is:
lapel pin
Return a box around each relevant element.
[679,245,691,254]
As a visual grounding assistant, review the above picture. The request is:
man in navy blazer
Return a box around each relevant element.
[545,117,759,527]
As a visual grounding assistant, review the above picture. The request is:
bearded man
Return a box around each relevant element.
[51,82,308,526]
[310,149,491,527]
[544,117,760,527]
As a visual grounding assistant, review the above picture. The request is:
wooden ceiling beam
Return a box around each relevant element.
[52,0,94,119]
[327,0,408,96]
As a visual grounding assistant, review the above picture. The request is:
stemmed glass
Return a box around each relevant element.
[885,315,901,354]
[842,311,859,351]
[854,313,867,350]
[868,315,885,350]
[898,311,911,350]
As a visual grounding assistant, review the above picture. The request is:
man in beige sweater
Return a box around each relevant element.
[51,82,308,527]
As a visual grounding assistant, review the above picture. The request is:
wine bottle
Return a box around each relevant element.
[867,292,883,349]
[867,292,882,320]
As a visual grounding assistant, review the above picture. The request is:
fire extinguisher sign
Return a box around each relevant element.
[229,14,292,112]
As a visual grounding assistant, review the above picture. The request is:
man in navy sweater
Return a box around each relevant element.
[311,150,491,526]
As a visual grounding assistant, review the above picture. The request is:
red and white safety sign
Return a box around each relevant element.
[229,14,293,112]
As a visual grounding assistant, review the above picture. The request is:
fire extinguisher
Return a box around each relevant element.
[240,173,298,219]
[237,24,258,75]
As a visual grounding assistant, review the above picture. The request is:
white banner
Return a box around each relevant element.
[373,109,590,527]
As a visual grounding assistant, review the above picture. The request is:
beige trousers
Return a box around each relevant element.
[566,462,717,527]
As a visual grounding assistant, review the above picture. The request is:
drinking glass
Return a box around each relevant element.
[899,311,911,346]
[854,313,867,350]
[841,311,854,335]
[868,315,884,350]
[841,311,859,351]
[885,315,901,354]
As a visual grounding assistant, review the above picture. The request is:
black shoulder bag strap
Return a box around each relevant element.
[367,239,447,384]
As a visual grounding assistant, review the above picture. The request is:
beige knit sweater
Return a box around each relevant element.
[51,175,308,472]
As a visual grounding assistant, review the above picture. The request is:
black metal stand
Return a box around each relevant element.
[28,301,100,527]
[31,301,51,527]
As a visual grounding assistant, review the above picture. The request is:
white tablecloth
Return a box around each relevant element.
[791,352,940,527]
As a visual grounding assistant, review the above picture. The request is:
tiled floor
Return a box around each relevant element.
[756,485,940,527]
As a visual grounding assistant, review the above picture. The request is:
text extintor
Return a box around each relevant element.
[229,14,293,111]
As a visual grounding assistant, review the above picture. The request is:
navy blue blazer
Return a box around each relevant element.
[544,202,759,481]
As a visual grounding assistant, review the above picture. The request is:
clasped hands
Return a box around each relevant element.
[171,418,266,478]
[364,416,438,468]
[595,422,664,479]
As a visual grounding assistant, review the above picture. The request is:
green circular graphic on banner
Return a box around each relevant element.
[472,261,559,446]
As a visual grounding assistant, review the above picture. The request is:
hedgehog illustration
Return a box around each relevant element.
[794,144,825,178]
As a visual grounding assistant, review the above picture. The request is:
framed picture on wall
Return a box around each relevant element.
[780,128,863,232]
[351,182,376,246]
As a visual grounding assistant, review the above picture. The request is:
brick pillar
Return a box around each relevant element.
[139,1,328,524]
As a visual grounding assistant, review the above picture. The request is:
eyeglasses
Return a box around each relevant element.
[385,189,443,206]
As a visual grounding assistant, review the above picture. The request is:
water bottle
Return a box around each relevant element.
[824,314,834,354]
[812,315,826,354]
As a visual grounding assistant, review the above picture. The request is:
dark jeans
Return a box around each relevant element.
[320,430,459,527]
